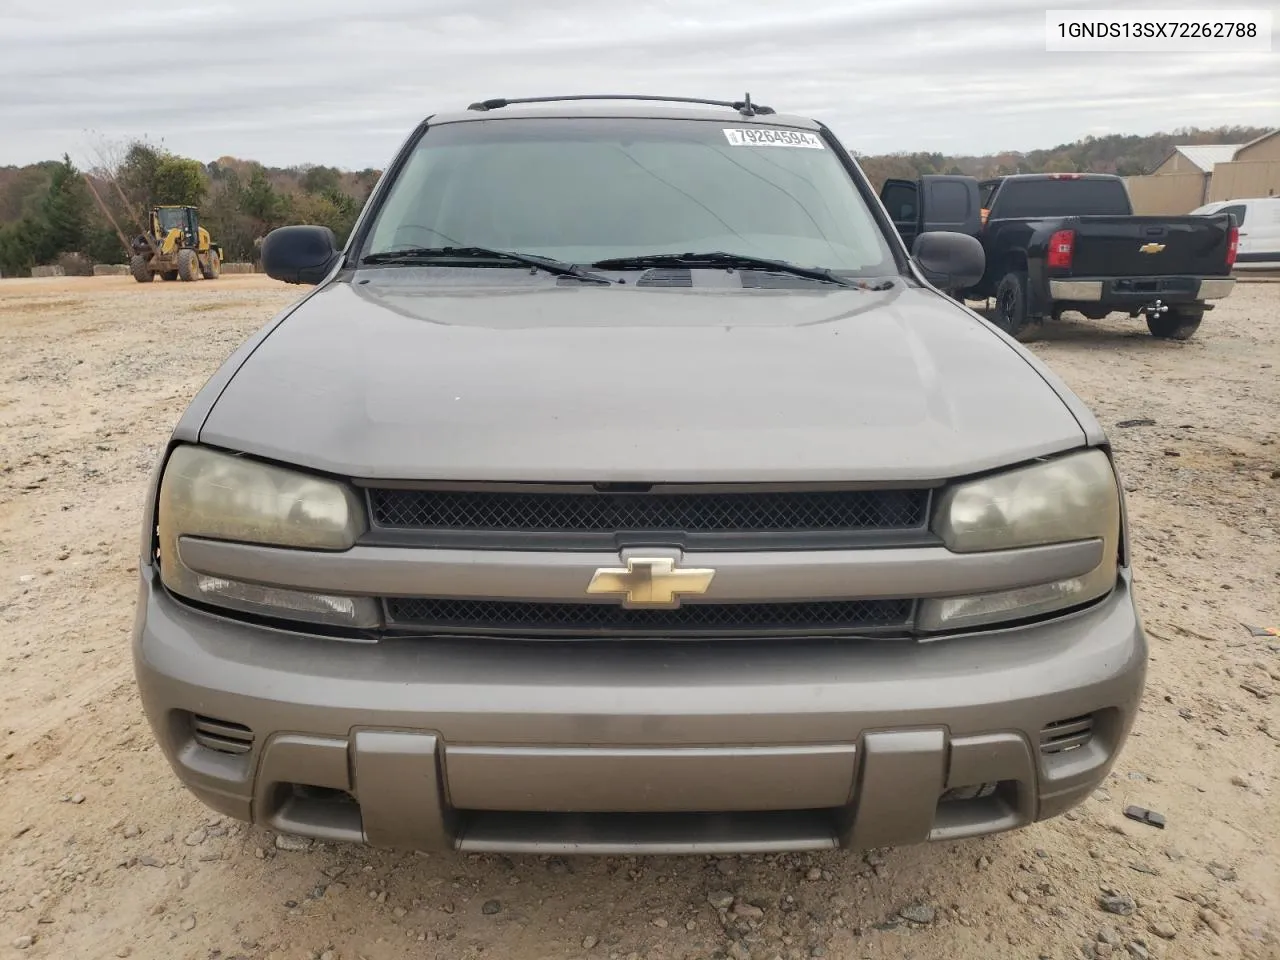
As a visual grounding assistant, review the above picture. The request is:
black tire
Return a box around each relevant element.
[129,254,152,283]
[992,271,1042,342]
[200,249,220,280]
[1146,304,1203,340]
[177,248,200,282]
[161,270,179,282]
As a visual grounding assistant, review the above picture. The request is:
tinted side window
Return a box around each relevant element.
[881,183,917,222]
[928,180,973,223]
[1220,204,1248,226]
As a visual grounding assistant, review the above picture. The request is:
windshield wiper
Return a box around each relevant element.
[589,251,863,288]
[361,246,613,285]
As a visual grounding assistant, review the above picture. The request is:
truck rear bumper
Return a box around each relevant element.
[1048,276,1234,303]
[133,568,1147,855]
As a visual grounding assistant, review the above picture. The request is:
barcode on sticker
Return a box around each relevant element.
[723,128,825,149]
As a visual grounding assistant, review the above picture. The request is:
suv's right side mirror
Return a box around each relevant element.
[912,232,985,291]
[260,225,341,285]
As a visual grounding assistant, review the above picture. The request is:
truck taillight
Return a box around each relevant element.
[1226,225,1239,268]
[1047,229,1075,269]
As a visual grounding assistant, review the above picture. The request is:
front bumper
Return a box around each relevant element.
[133,568,1147,855]
[1048,276,1235,303]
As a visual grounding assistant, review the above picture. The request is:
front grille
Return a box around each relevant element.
[384,596,913,637]
[368,488,928,534]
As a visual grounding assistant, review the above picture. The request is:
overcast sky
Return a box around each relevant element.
[0,0,1275,169]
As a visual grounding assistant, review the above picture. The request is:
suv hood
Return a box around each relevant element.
[199,276,1087,482]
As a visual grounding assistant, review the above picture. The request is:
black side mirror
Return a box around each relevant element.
[912,231,985,291]
[261,225,341,285]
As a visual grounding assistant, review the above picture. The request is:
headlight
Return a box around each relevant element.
[920,449,1121,631]
[157,445,378,628]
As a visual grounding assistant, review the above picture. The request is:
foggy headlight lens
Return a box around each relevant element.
[921,449,1121,630]
[157,445,376,627]
[934,448,1119,553]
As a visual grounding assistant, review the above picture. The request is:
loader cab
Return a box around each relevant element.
[154,206,200,247]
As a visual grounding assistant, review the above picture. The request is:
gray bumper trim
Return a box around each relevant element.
[133,571,1146,853]
[1048,278,1236,302]
[177,537,1105,604]
[1196,278,1235,299]
[1048,280,1102,301]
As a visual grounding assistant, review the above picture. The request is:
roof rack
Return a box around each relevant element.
[466,93,775,117]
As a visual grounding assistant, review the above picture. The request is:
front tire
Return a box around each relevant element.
[177,248,200,282]
[1147,304,1203,340]
[992,271,1042,342]
[129,254,152,283]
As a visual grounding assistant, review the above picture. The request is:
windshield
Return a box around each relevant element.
[361,117,896,275]
[156,208,187,232]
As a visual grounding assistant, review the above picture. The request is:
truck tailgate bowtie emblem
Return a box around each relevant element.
[1138,242,1166,254]
[586,557,716,608]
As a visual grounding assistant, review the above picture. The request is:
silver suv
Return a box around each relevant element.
[132,95,1146,855]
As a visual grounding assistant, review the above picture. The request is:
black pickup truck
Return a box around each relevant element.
[878,172,1238,341]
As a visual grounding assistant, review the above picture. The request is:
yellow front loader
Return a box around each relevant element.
[129,206,222,283]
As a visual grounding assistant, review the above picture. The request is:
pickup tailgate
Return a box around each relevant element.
[1068,215,1233,277]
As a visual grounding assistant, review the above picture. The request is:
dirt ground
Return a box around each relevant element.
[1,274,1277,960]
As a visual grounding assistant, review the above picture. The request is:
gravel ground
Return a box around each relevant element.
[1,274,1277,960]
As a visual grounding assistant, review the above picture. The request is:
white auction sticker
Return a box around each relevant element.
[723,128,825,149]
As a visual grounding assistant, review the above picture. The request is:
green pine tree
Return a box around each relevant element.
[39,154,90,259]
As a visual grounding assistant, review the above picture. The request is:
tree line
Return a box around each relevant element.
[0,124,1269,277]
[0,139,379,278]
[854,125,1269,190]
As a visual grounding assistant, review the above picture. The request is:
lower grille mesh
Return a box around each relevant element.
[385,597,913,636]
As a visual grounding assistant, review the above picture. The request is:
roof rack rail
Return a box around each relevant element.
[466,93,775,117]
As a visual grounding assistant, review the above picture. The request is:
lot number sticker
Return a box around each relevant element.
[723,128,825,149]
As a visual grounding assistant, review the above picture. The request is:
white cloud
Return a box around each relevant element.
[0,0,1274,167]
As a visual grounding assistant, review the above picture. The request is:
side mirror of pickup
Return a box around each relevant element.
[260,225,342,285]
[912,232,985,291]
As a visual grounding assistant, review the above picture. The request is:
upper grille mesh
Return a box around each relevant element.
[368,488,928,533]
[385,596,913,636]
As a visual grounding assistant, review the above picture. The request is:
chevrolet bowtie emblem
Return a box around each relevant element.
[1138,242,1166,254]
[586,556,716,608]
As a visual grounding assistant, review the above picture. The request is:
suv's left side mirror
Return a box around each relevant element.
[261,225,341,285]
[912,232,985,291]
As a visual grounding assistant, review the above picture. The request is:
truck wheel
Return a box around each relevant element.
[200,250,220,280]
[177,248,200,282]
[1146,305,1203,340]
[992,271,1041,342]
[129,254,152,283]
